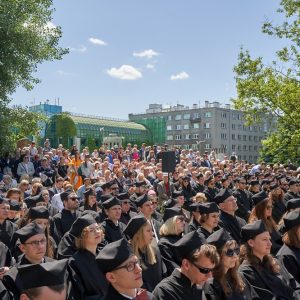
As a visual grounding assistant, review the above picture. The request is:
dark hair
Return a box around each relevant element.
[283,225,300,248]
[23,284,65,298]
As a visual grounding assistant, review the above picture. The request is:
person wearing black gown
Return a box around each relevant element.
[67,214,108,299]
[239,220,300,300]
[124,215,164,292]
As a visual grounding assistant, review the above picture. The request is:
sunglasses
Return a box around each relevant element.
[152,201,158,205]
[225,247,240,257]
[69,197,79,201]
[191,261,214,274]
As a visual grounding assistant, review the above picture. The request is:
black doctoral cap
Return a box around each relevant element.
[135,181,147,187]
[117,192,130,201]
[252,191,268,206]
[174,230,206,262]
[0,197,9,205]
[172,190,184,198]
[81,210,101,223]
[16,259,68,291]
[123,215,148,240]
[269,183,279,191]
[69,214,96,238]
[28,206,49,220]
[289,179,298,186]
[283,210,300,232]
[214,188,232,204]
[286,198,300,211]
[207,228,232,250]
[135,194,149,207]
[241,220,267,243]
[10,200,21,211]
[16,222,45,244]
[163,207,184,222]
[163,198,176,209]
[83,188,95,197]
[261,179,271,185]
[102,196,121,209]
[188,202,202,213]
[96,238,133,274]
[249,180,259,186]
[199,202,220,214]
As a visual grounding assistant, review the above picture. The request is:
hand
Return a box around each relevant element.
[0,267,9,279]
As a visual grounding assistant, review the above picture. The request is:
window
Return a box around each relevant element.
[204,132,211,139]
[175,135,181,140]
[249,126,253,131]
[221,123,226,129]
[243,125,247,131]
[221,133,227,140]
[232,124,236,130]
[176,124,181,130]
[232,134,236,140]
[205,144,211,149]
[238,135,242,140]
[175,114,182,120]
[204,112,212,118]
[254,136,258,141]
[238,145,241,150]
[204,123,211,129]
[221,112,227,118]
[167,125,172,131]
[185,134,191,140]
[183,114,190,120]
[238,124,242,131]
[166,135,173,140]
[193,134,199,139]
[192,144,198,150]
[254,145,258,151]
[243,135,247,141]
[193,123,199,129]
[232,113,236,119]
[167,115,172,121]
[249,155,253,161]
[237,114,242,120]
[249,145,252,151]
[194,113,200,118]
[254,126,257,132]
[249,135,252,141]
[243,145,247,150]
[232,145,236,150]
[183,124,189,130]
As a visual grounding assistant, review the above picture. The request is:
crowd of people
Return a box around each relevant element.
[1,139,300,299]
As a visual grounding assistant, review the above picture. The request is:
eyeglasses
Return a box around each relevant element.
[113,259,140,272]
[69,197,79,201]
[23,238,47,247]
[87,225,102,234]
[152,201,158,205]
[190,261,214,274]
[225,247,240,257]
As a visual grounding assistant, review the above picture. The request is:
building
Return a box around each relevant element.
[129,102,273,163]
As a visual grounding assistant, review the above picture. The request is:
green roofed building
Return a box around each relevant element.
[45,113,151,149]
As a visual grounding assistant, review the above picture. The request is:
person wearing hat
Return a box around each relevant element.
[248,180,260,196]
[0,197,18,248]
[232,177,253,222]
[18,259,68,300]
[216,189,246,244]
[67,214,108,299]
[278,198,300,234]
[37,189,60,218]
[101,196,126,244]
[193,173,205,193]
[130,180,148,202]
[153,231,218,300]
[124,215,164,292]
[249,191,282,255]
[3,222,54,298]
[158,207,186,276]
[239,220,300,299]
[51,191,81,244]
[187,202,203,233]
[8,200,21,223]
[269,182,286,224]
[284,179,300,204]
[96,238,152,299]
[197,202,220,239]
[204,175,219,203]
[148,190,163,223]
[118,193,138,225]
[203,228,257,299]
[135,194,161,243]
[180,175,197,203]
[79,187,100,212]
[171,190,185,208]
[277,210,300,284]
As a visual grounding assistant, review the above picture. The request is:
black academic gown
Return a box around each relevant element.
[232,189,253,222]
[0,281,11,300]
[197,226,216,240]
[204,187,219,203]
[104,284,153,300]
[139,246,164,292]
[157,235,182,277]
[238,258,299,300]
[203,276,258,300]
[101,219,126,244]
[51,209,81,244]
[68,249,108,300]
[119,210,137,225]
[218,211,246,244]
[152,268,204,300]
[277,243,300,285]
[272,199,286,224]
[269,228,283,256]
[187,218,202,233]
[0,241,13,267]
[0,219,18,248]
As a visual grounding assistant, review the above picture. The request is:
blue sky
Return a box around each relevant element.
[12,0,285,119]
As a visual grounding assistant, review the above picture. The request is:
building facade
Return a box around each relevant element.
[129,102,273,163]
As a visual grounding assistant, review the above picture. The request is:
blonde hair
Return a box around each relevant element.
[159,216,180,236]
[193,192,207,203]
[131,222,156,265]
[74,228,89,250]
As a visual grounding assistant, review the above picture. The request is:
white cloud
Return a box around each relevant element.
[45,21,56,30]
[146,64,155,70]
[107,65,142,80]
[89,37,107,46]
[170,71,189,80]
[133,49,159,59]
[69,45,87,53]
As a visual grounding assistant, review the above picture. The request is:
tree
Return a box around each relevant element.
[233,0,300,164]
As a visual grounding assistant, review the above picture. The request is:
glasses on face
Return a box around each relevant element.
[152,201,158,205]
[113,259,140,272]
[24,238,47,247]
[225,247,240,257]
[190,261,214,274]
[87,225,102,234]
[69,197,79,201]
